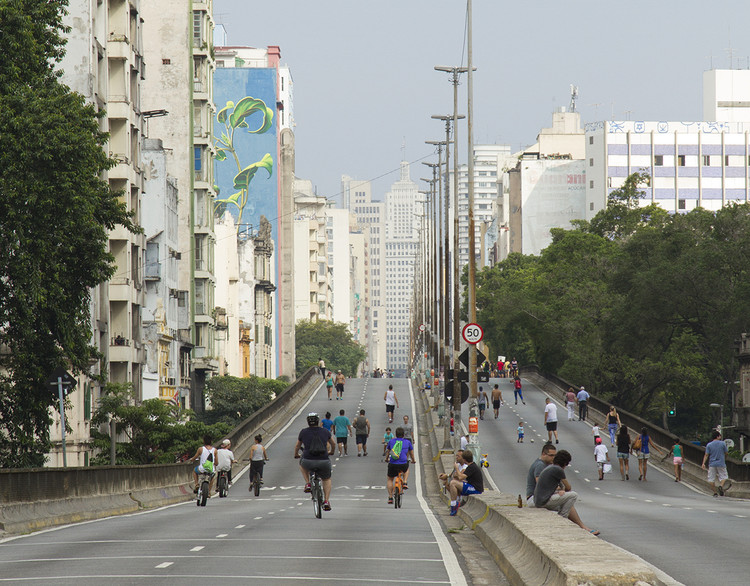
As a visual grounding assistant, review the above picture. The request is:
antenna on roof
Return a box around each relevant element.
[569,85,579,113]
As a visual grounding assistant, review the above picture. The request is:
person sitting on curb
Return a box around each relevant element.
[447,450,484,516]
[438,450,468,492]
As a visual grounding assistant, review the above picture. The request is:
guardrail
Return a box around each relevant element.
[0,367,320,534]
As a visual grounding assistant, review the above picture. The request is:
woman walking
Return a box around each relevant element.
[672,438,683,482]
[616,425,631,480]
[325,371,334,400]
[607,406,621,447]
[635,427,664,481]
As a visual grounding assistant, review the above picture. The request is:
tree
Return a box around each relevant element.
[0,1,136,467]
[295,320,367,378]
[89,383,231,466]
[199,375,285,426]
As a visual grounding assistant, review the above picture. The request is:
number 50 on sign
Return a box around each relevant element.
[462,323,483,344]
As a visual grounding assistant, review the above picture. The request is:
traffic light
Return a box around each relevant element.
[667,405,676,417]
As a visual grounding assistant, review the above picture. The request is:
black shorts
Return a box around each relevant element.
[356,434,368,445]
[336,383,344,393]
[336,436,348,445]
[386,404,395,413]
[387,462,409,478]
[546,421,558,431]
[493,399,501,409]
[300,458,332,480]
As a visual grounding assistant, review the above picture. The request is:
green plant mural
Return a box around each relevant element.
[213,96,274,230]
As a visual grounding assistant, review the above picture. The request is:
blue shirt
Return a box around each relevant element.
[321,418,333,432]
[705,439,728,467]
[332,415,350,438]
[387,438,413,464]
[640,434,651,454]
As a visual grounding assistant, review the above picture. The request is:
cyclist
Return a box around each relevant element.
[216,439,237,486]
[294,413,336,511]
[248,434,268,490]
[385,427,415,505]
[191,434,218,494]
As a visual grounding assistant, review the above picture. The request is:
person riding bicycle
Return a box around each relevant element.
[191,434,218,494]
[249,434,268,490]
[216,439,237,486]
[385,427,415,505]
[294,413,336,511]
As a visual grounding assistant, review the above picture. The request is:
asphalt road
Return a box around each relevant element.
[0,378,468,585]
[467,374,750,585]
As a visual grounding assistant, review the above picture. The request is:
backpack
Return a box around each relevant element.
[202,450,214,473]
[389,439,404,461]
[308,431,327,457]
[632,436,642,451]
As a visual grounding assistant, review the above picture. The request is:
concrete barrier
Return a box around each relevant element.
[0,367,321,535]
[417,383,678,585]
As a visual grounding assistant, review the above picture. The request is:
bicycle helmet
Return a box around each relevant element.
[307,412,320,426]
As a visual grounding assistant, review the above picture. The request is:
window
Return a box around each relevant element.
[589,180,594,188]
[589,158,594,166]
[703,155,711,166]
[589,136,594,145]
[590,202,595,211]
[192,11,203,47]
[654,155,664,166]
[678,155,686,166]
[678,199,686,210]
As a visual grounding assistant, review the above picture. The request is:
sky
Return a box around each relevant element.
[215,1,750,204]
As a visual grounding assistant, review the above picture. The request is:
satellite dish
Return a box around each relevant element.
[725,439,735,449]
[742,453,750,463]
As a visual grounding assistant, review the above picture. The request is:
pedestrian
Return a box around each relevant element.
[402,414,414,443]
[591,423,602,446]
[460,432,469,451]
[544,397,559,444]
[510,357,519,377]
[318,357,326,380]
[565,387,577,421]
[672,438,683,482]
[491,384,503,419]
[332,409,351,456]
[576,386,590,421]
[513,376,526,405]
[477,386,488,420]
[517,421,524,443]
[635,427,664,481]
[321,411,334,433]
[702,429,732,496]
[607,406,621,447]
[594,437,610,480]
[533,449,577,519]
[384,384,398,423]
[325,370,334,400]
[352,409,370,457]
[334,370,346,400]
[496,359,504,378]
[382,426,394,459]
[616,424,631,480]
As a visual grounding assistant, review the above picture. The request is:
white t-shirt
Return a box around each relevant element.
[384,389,396,406]
[594,444,608,463]
[216,448,234,471]
[592,425,601,437]
[544,402,558,423]
[460,436,469,450]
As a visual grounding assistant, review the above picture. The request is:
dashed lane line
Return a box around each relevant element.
[155,562,173,569]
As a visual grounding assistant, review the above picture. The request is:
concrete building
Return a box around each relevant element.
[326,208,353,327]
[349,225,368,353]
[384,162,420,375]
[141,0,219,411]
[507,109,586,256]
[213,44,296,379]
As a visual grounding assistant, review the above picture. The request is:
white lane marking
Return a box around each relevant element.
[683,507,692,510]
[155,562,173,568]
[662,504,672,507]
[734,514,746,518]
[628,496,637,500]
[0,575,452,583]
[707,510,717,513]
[644,499,653,503]
[409,379,468,586]
[216,534,228,538]
[584,478,590,483]
[235,524,245,529]
[254,516,262,520]
[190,546,204,552]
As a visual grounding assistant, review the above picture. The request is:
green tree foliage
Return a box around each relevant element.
[89,384,231,465]
[0,1,136,467]
[295,320,367,378]
[476,172,750,436]
[199,375,285,426]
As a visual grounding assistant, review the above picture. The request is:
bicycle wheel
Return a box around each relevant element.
[200,480,209,506]
[312,479,322,519]
[196,487,201,506]
[394,485,401,509]
[218,475,228,498]
[253,474,261,497]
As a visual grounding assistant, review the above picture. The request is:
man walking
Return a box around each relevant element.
[318,358,326,380]
[332,409,351,456]
[334,370,346,400]
[491,384,503,419]
[478,386,488,420]
[577,386,590,421]
[565,387,577,421]
[544,397,559,444]
[352,409,371,457]
[384,384,398,423]
[702,429,732,496]
[534,449,577,519]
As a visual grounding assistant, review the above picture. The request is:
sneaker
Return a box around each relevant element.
[718,486,724,496]
[555,439,559,444]
[304,483,311,493]
[449,504,459,516]
[363,452,368,457]
[248,484,253,492]
[193,486,199,494]
[322,501,331,511]
[358,453,361,457]
[388,497,393,504]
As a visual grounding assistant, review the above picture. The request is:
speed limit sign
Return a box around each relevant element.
[419,324,426,332]
[462,323,484,344]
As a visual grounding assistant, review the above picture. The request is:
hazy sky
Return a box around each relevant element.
[215,1,750,204]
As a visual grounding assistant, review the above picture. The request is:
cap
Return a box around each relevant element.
[580,386,585,390]
[221,439,230,446]
[595,437,602,444]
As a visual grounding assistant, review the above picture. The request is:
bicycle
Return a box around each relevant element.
[196,471,214,507]
[393,471,405,509]
[249,461,267,497]
[310,469,324,518]
[216,470,230,498]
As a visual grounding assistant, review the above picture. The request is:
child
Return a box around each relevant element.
[672,438,683,482]
[591,423,602,446]
[594,437,610,480]
[517,421,524,443]
[382,427,394,459]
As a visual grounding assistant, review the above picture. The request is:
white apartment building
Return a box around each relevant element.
[343,176,386,371]
[142,0,218,409]
[54,0,147,466]
[585,70,750,220]
[384,162,419,374]
[293,179,330,322]
[326,208,353,326]
[349,226,368,353]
